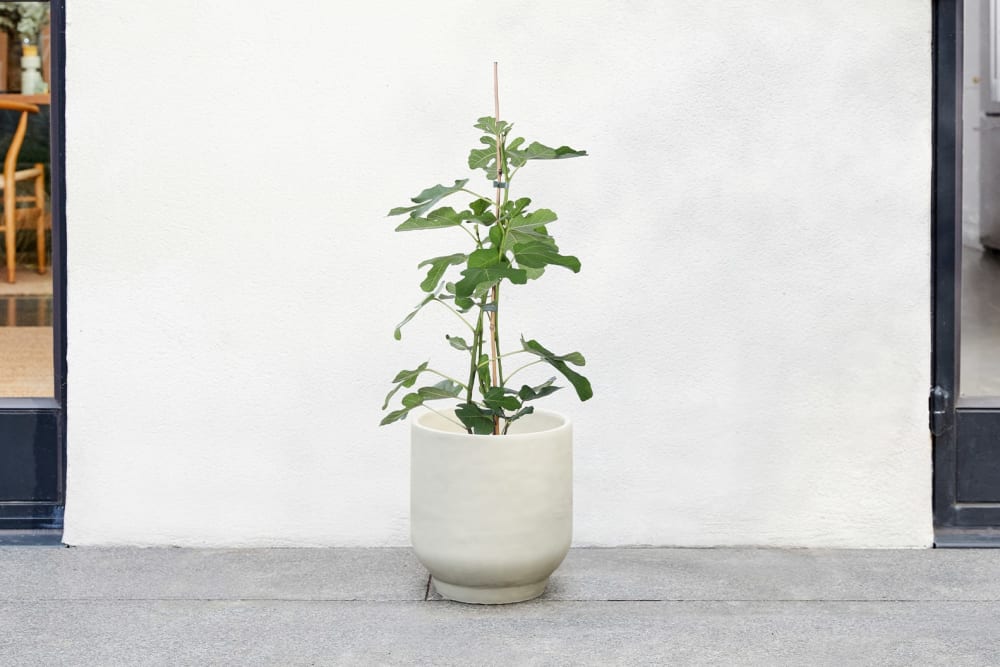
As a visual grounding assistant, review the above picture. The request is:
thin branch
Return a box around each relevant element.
[504,359,545,384]
[466,307,484,408]
[456,223,479,244]
[432,298,475,332]
[460,188,493,202]
[475,350,530,369]
[419,404,466,430]
[495,286,505,388]
[475,297,491,397]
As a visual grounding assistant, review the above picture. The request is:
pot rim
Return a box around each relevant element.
[412,407,571,440]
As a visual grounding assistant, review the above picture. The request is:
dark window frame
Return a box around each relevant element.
[0,0,66,529]
[932,0,1000,545]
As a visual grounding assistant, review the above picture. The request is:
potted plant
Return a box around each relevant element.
[381,65,591,604]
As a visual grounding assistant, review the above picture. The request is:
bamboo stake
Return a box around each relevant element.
[490,62,502,434]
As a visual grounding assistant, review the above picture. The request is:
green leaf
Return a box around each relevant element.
[465,205,497,226]
[474,116,512,136]
[440,283,474,313]
[456,402,495,435]
[513,241,581,273]
[483,386,521,413]
[521,343,585,366]
[502,405,535,433]
[394,293,436,340]
[380,407,411,426]
[381,380,463,426]
[389,180,469,218]
[522,266,545,280]
[465,199,498,225]
[502,209,557,254]
[488,225,503,247]
[506,136,525,156]
[401,392,423,408]
[454,266,528,299]
[418,253,466,292]
[502,198,532,221]
[383,361,429,409]
[446,334,471,351]
[518,377,562,402]
[391,361,429,386]
[468,136,499,179]
[467,248,501,269]
[521,337,593,401]
[395,206,464,232]
[508,208,556,230]
[380,401,419,427]
[417,380,463,401]
[509,141,587,164]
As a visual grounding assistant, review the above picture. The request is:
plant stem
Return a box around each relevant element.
[460,188,492,202]
[420,405,466,430]
[465,308,484,408]
[457,223,479,244]
[475,349,530,369]
[504,359,545,384]
[461,303,487,435]
[476,298,490,397]
[494,286,505,388]
[432,298,475,333]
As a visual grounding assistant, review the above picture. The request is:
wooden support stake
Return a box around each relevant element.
[490,62,501,434]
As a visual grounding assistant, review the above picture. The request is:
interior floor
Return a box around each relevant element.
[0,265,52,398]
[960,245,1000,397]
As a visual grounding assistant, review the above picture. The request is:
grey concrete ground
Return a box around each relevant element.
[1,547,999,665]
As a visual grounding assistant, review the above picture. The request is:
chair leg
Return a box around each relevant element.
[4,215,13,283]
[34,163,45,275]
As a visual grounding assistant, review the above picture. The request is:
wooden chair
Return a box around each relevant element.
[0,100,47,283]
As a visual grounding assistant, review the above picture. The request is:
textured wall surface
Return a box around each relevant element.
[63,1,933,546]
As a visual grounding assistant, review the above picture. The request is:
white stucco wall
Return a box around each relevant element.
[63,1,933,547]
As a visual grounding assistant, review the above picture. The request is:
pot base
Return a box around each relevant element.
[431,577,548,605]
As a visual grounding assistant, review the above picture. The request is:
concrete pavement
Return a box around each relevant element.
[2,547,999,665]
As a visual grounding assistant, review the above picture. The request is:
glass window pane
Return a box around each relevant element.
[0,1,52,398]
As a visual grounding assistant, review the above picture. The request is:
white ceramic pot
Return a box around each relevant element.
[410,408,573,604]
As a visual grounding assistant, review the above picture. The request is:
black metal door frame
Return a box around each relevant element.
[932,0,1000,544]
[0,0,66,530]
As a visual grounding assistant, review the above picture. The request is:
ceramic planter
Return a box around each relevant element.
[410,409,572,604]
